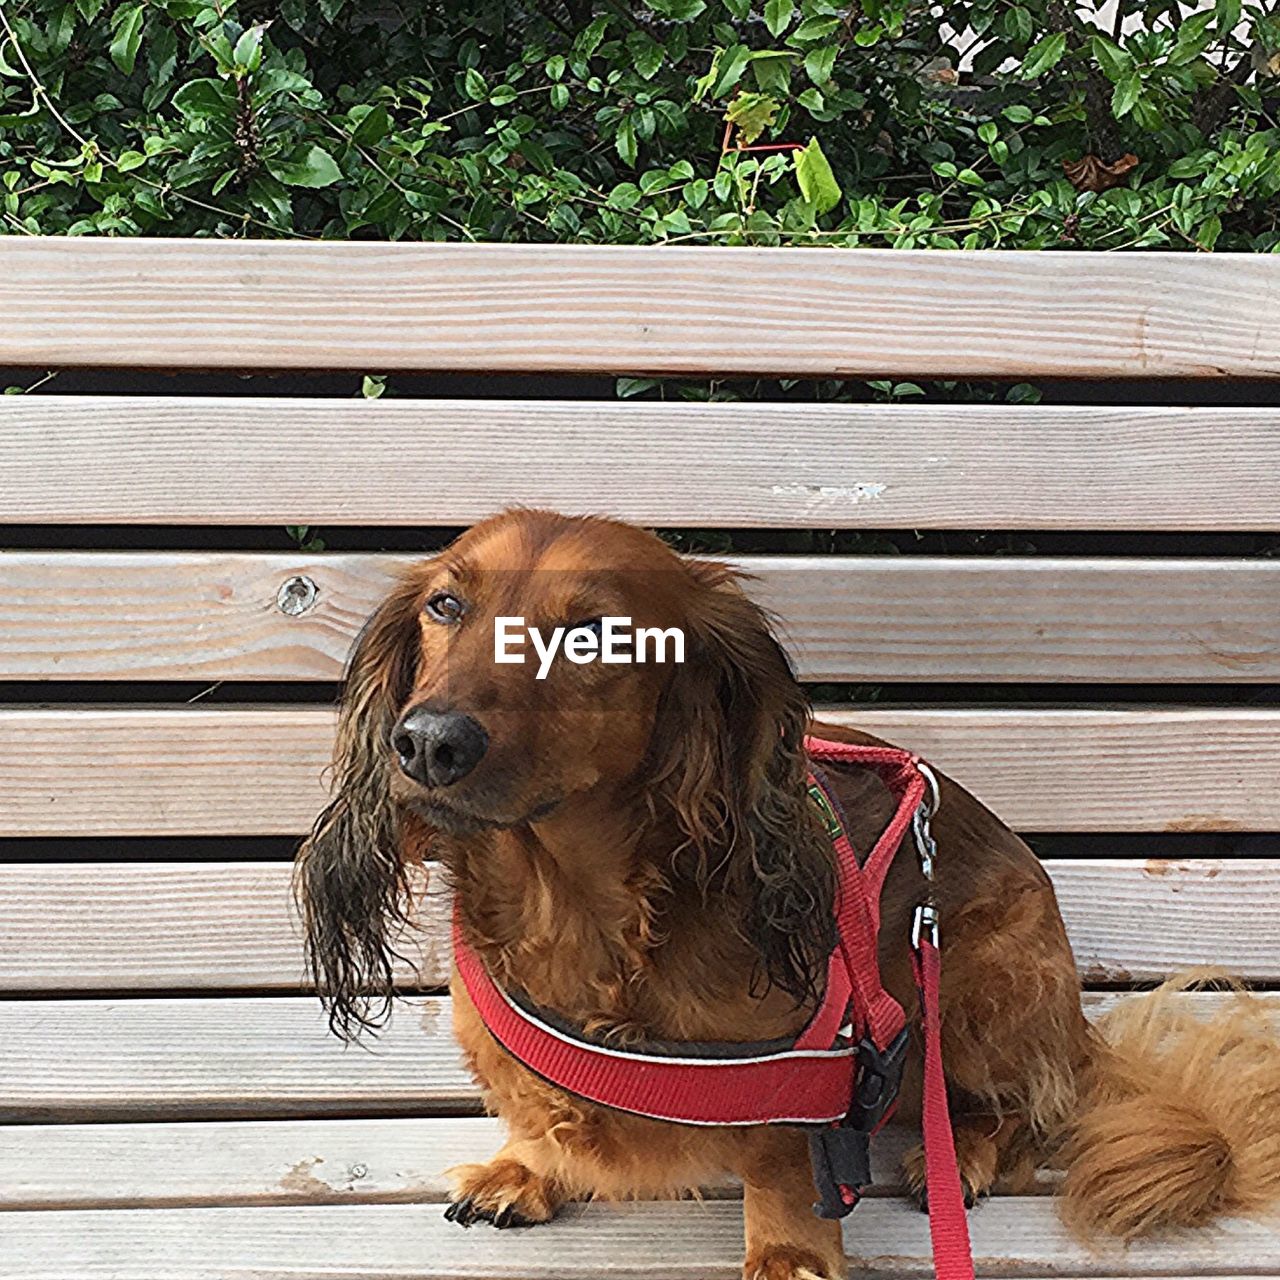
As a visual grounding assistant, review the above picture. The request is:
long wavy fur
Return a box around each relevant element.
[645,560,836,1005]
[293,575,423,1041]
[1061,969,1280,1239]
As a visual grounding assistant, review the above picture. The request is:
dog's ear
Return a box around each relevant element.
[647,559,836,1003]
[294,575,424,1040]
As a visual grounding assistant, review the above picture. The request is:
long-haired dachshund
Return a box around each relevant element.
[297,508,1280,1280]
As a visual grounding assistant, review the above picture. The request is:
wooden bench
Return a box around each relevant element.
[2,241,1279,1279]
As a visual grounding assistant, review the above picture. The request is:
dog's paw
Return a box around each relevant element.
[901,1141,989,1214]
[743,1245,842,1280]
[444,1158,561,1229]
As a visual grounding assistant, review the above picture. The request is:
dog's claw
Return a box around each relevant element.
[445,1195,534,1230]
[915,1184,986,1215]
[493,1204,533,1229]
[444,1196,476,1227]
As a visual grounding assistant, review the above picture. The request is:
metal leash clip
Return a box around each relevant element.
[912,761,941,882]
[911,762,942,951]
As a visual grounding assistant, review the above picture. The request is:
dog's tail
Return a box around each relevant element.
[1058,970,1280,1239]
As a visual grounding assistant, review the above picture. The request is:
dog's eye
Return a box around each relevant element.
[572,617,604,638]
[425,592,466,624]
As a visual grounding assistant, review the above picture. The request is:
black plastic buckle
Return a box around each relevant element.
[808,1029,910,1221]
[848,1027,910,1134]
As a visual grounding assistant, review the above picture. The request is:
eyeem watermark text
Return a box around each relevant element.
[495,616,685,679]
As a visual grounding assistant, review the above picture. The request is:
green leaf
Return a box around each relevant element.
[615,117,638,166]
[711,44,750,98]
[361,375,386,399]
[627,30,664,80]
[749,50,794,94]
[1131,94,1163,131]
[1006,382,1042,404]
[790,16,840,42]
[75,0,105,19]
[607,181,641,209]
[644,0,705,19]
[1002,104,1033,123]
[764,0,794,37]
[0,40,25,78]
[172,78,234,119]
[576,15,609,58]
[269,144,342,188]
[1001,5,1033,44]
[550,83,569,109]
[794,136,841,213]
[1168,154,1210,178]
[1169,12,1214,65]
[804,45,837,85]
[247,175,293,222]
[1112,70,1141,118]
[1197,214,1223,249]
[640,168,668,194]
[1091,35,1130,81]
[617,377,660,397]
[352,104,391,146]
[147,23,179,83]
[109,5,145,76]
[463,67,487,101]
[1021,32,1066,79]
[725,92,778,143]
[255,68,311,98]
[233,26,264,74]
[978,121,997,143]
[115,149,146,172]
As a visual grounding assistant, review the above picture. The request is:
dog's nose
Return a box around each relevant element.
[392,708,489,788]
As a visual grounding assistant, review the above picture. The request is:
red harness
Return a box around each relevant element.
[454,738,974,1279]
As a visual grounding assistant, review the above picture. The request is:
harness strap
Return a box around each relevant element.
[452,920,859,1125]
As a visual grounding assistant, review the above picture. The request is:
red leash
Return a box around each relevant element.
[914,916,976,1280]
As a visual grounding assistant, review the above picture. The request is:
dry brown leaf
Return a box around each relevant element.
[1251,45,1280,77]
[1062,153,1139,192]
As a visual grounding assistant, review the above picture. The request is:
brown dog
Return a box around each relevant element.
[296,509,1280,1279]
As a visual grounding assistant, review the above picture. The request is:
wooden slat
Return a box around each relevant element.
[0,993,1265,1123]
[1,1198,1277,1278]
[3,860,1277,992]
[8,552,1280,683]
[0,996,474,1122]
[7,399,1280,530]
[3,243,1279,377]
[0,1118,935,1211]
[3,706,1279,834]
[1053,859,1280,983]
[0,1117,504,1211]
[0,862,446,991]
[824,707,1280,832]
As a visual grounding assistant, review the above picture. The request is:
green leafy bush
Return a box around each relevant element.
[1,0,1277,248]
